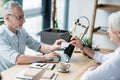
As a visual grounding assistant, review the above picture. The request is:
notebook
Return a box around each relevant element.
[16,68,43,79]
[41,70,55,79]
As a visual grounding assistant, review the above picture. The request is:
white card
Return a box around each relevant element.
[61,42,69,48]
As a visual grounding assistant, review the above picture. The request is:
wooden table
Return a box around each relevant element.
[1,53,96,80]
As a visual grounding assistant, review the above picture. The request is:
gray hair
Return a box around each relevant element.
[108,11,120,31]
[2,0,22,16]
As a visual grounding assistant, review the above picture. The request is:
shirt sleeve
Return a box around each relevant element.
[93,51,115,63]
[0,34,21,64]
[80,52,120,80]
[22,28,42,51]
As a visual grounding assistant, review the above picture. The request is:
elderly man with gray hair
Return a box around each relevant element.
[0,1,65,71]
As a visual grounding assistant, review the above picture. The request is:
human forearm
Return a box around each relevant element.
[70,36,95,58]
[39,44,56,54]
[39,39,64,54]
[16,54,46,64]
[80,46,95,58]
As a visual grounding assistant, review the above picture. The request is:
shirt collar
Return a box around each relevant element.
[2,24,17,38]
[115,47,120,52]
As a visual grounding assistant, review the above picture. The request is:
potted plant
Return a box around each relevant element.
[41,28,71,44]
[0,0,9,26]
[82,38,92,48]
[41,0,71,44]
[82,38,91,58]
[81,38,94,59]
[0,21,4,26]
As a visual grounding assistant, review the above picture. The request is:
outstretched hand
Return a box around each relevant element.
[69,36,83,48]
[52,39,66,50]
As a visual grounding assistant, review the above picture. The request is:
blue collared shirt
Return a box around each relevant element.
[0,24,41,71]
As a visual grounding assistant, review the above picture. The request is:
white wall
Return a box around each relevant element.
[68,0,120,50]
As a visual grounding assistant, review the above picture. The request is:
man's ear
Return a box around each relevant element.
[117,31,120,36]
[4,15,9,20]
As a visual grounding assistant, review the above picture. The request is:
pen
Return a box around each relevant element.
[36,63,47,67]
[40,63,47,67]
[51,64,55,70]
[52,72,58,80]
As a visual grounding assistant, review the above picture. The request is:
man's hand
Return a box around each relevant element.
[52,39,66,50]
[44,52,60,61]
[40,39,66,54]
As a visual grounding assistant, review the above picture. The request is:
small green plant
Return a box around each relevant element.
[52,0,60,32]
[52,0,56,32]
[82,38,92,48]
[82,38,93,59]
[53,19,59,32]
[0,21,4,26]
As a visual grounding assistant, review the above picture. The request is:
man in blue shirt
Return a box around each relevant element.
[0,1,64,71]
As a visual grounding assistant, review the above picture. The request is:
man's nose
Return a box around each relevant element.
[107,29,109,33]
[107,27,110,33]
[22,18,25,23]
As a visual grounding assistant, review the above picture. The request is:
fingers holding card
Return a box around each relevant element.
[61,42,70,48]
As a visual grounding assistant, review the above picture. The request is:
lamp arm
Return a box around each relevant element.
[70,16,90,40]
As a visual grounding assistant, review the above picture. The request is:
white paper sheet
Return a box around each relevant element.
[29,63,55,70]
[16,69,33,80]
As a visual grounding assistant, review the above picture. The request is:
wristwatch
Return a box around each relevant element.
[80,44,85,50]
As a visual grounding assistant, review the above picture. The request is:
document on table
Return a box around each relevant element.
[29,63,55,70]
[16,69,32,79]
[40,72,58,80]
[16,68,43,79]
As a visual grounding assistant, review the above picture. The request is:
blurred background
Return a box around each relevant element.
[0,0,120,54]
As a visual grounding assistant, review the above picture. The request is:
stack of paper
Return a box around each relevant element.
[29,63,55,70]
[24,68,43,77]
[40,72,58,80]
[41,70,54,79]
[16,68,43,79]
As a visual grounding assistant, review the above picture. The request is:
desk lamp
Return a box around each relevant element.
[70,16,90,53]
